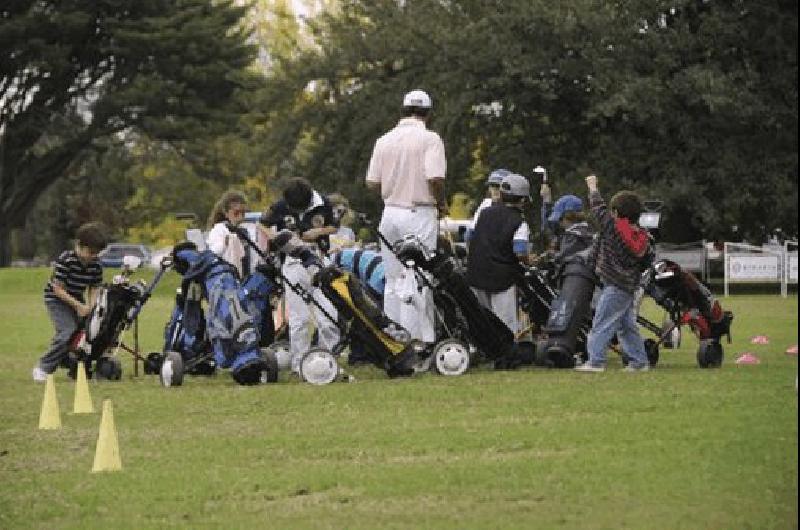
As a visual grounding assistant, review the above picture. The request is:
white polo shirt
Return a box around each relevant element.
[366,117,446,208]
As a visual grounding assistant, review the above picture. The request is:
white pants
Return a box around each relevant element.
[379,205,438,343]
[282,258,340,370]
[471,285,519,334]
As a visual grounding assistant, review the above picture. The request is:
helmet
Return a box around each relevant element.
[499,173,531,199]
[486,168,511,186]
[299,348,339,385]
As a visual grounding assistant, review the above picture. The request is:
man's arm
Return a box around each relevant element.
[428,177,448,216]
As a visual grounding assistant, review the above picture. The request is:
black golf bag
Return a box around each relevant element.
[535,251,596,368]
[641,259,733,368]
[393,235,517,368]
[70,262,170,380]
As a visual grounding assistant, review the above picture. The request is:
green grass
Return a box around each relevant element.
[1,267,797,529]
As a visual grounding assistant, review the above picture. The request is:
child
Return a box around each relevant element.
[465,168,509,242]
[466,172,533,334]
[546,194,594,266]
[33,222,108,382]
[206,190,262,278]
[575,175,651,372]
[261,177,341,373]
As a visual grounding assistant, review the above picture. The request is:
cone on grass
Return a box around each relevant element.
[38,374,61,430]
[72,361,94,414]
[91,399,122,473]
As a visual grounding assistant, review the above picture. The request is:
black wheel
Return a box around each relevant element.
[645,339,660,367]
[96,357,122,380]
[697,342,724,368]
[144,352,165,375]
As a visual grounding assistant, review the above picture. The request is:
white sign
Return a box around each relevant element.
[656,250,705,273]
[789,254,798,283]
[728,255,780,281]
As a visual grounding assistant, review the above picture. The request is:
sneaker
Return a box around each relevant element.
[32,366,48,382]
[574,362,605,373]
[623,363,651,372]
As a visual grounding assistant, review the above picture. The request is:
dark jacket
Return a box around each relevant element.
[466,204,526,292]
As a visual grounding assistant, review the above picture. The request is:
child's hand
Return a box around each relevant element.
[76,303,92,318]
[585,174,598,191]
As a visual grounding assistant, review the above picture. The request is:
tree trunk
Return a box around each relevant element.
[0,224,11,267]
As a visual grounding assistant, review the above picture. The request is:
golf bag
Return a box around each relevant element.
[393,235,517,370]
[70,260,170,380]
[534,250,596,368]
[165,244,280,385]
[641,259,733,368]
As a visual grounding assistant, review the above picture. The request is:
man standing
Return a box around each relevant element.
[366,89,447,345]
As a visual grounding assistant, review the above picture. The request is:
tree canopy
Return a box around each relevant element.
[0,0,261,264]
[252,0,798,243]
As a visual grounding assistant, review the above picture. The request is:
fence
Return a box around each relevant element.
[655,240,708,282]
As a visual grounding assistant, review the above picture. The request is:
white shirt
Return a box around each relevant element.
[206,222,246,277]
[366,117,446,208]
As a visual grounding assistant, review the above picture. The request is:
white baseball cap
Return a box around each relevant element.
[403,89,432,108]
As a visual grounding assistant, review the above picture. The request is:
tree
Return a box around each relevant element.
[0,0,261,265]
[249,0,797,242]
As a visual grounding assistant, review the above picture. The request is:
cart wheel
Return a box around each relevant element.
[299,348,339,385]
[259,349,280,383]
[262,340,292,371]
[144,352,165,375]
[432,339,470,376]
[645,339,660,368]
[697,341,724,369]
[160,351,184,387]
[96,357,122,380]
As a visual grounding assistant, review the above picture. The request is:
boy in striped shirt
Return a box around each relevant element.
[32,222,107,382]
[575,175,652,373]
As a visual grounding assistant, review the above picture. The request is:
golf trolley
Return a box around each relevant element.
[66,254,172,380]
[636,259,733,368]
[235,226,428,384]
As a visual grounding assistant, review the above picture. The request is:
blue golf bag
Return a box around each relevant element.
[166,244,281,385]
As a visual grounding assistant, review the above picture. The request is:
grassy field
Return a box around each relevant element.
[0,267,797,529]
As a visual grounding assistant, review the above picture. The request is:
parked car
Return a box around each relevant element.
[98,243,152,268]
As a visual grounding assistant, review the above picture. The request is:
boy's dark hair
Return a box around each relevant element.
[283,177,313,210]
[610,191,643,223]
[75,222,108,252]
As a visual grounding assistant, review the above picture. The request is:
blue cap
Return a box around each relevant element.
[548,195,583,222]
[486,168,511,186]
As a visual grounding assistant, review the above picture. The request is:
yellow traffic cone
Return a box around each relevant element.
[38,374,61,430]
[72,361,94,414]
[91,399,122,473]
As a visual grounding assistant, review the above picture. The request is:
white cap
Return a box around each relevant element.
[403,89,432,108]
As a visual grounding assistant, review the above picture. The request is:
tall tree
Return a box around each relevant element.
[250,0,797,242]
[0,0,261,265]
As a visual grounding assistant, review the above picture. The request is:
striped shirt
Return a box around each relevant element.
[589,190,650,293]
[44,250,103,304]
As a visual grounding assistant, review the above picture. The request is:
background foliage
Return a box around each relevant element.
[2,0,797,262]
